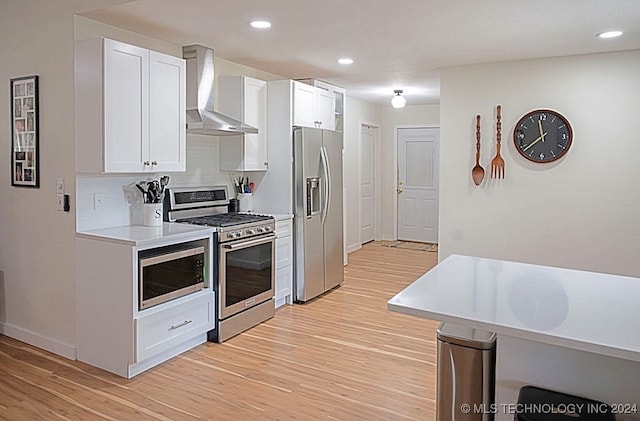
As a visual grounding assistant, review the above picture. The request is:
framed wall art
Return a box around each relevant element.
[11,75,39,187]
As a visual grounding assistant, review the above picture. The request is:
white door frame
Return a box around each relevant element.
[393,124,440,240]
[359,123,381,245]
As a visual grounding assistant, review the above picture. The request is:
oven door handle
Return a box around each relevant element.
[223,234,276,250]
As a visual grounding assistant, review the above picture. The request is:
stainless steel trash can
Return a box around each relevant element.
[437,322,497,421]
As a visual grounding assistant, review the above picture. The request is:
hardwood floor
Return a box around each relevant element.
[0,242,439,420]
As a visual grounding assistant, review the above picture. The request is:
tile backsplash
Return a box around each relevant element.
[76,134,236,232]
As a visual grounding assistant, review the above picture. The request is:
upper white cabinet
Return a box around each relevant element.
[75,38,186,173]
[297,79,345,132]
[292,80,334,130]
[218,75,268,171]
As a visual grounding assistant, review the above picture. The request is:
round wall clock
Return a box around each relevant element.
[513,109,573,163]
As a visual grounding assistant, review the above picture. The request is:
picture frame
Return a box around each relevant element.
[11,75,39,188]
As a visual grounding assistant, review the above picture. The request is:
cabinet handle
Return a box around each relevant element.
[144,161,150,166]
[168,320,193,331]
[151,160,158,166]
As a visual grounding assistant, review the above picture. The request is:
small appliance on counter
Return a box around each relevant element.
[164,186,276,342]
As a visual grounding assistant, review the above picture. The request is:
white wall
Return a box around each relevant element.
[0,0,131,358]
[343,96,383,253]
[380,105,440,240]
[439,50,640,277]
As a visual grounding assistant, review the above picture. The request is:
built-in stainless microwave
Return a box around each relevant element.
[138,240,207,310]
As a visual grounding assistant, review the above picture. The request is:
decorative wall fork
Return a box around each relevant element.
[491,104,505,179]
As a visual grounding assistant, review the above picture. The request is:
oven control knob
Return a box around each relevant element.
[246,228,256,235]
[236,230,243,237]
[257,226,266,233]
[265,226,272,231]
[226,232,236,239]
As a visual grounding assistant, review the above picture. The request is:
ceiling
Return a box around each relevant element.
[79,0,640,106]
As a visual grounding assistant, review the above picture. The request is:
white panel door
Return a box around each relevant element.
[316,87,334,129]
[103,39,148,172]
[149,50,186,172]
[292,81,316,128]
[360,125,376,244]
[397,128,439,243]
[242,77,268,170]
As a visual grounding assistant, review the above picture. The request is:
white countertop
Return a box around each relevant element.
[254,212,293,221]
[388,254,640,362]
[76,223,214,247]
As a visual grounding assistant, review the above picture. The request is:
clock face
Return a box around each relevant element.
[513,109,573,163]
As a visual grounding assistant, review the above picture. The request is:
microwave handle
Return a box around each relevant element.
[223,234,276,250]
[139,246,205,267]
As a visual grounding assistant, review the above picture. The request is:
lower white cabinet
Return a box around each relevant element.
[76,231,214,378]
[135,292,213,362]
[275,218,293,308]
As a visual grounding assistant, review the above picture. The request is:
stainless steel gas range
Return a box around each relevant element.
[165,186,276,342]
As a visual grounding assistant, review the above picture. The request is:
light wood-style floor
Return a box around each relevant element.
[0,242,439,420]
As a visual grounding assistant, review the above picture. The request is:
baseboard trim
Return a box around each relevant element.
[346,243,361,254]
[0,322,76,360]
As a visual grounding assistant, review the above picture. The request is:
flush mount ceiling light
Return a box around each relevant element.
[250,20,271,29]
[391,90,406,108]
[338,58,354,65]
[597,30,623,39]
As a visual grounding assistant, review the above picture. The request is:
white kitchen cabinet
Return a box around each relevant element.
[275,217,294,308]
[297,79,345,132]
[292,80,334,130]
[135,293,212,362]
[218,75,268,171]
[76,228,214,378]
[75,37,186,173]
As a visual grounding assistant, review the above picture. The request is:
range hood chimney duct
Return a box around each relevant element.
[182,44,258,136]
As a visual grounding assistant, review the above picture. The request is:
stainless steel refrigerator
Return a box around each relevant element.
[293,126,344,302]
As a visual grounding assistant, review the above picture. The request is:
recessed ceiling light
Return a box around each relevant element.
[338,58,354,65]
[597,30,623,39]
[250,20,271,29]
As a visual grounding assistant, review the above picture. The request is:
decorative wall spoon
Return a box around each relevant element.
[472,114,485,186]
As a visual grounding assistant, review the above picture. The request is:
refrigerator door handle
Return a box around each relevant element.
[320,145,331,225]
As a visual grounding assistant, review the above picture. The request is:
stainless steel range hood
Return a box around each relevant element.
[182,44,258,136]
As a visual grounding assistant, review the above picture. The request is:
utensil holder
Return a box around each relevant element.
[238,193,253,212]
[143,203,163,226]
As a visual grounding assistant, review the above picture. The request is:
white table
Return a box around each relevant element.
[388,254,640,420]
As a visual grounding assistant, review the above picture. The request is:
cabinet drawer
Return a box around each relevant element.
[135,292,213,362]
[275,219,293,238]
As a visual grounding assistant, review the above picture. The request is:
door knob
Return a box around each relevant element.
[397,188,404,194]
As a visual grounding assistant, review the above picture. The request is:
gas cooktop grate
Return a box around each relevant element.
[176,213,274,227]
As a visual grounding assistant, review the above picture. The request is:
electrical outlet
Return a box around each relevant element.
[56,177,65,194]
[93,193,105,210]
[57,194,65,211]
